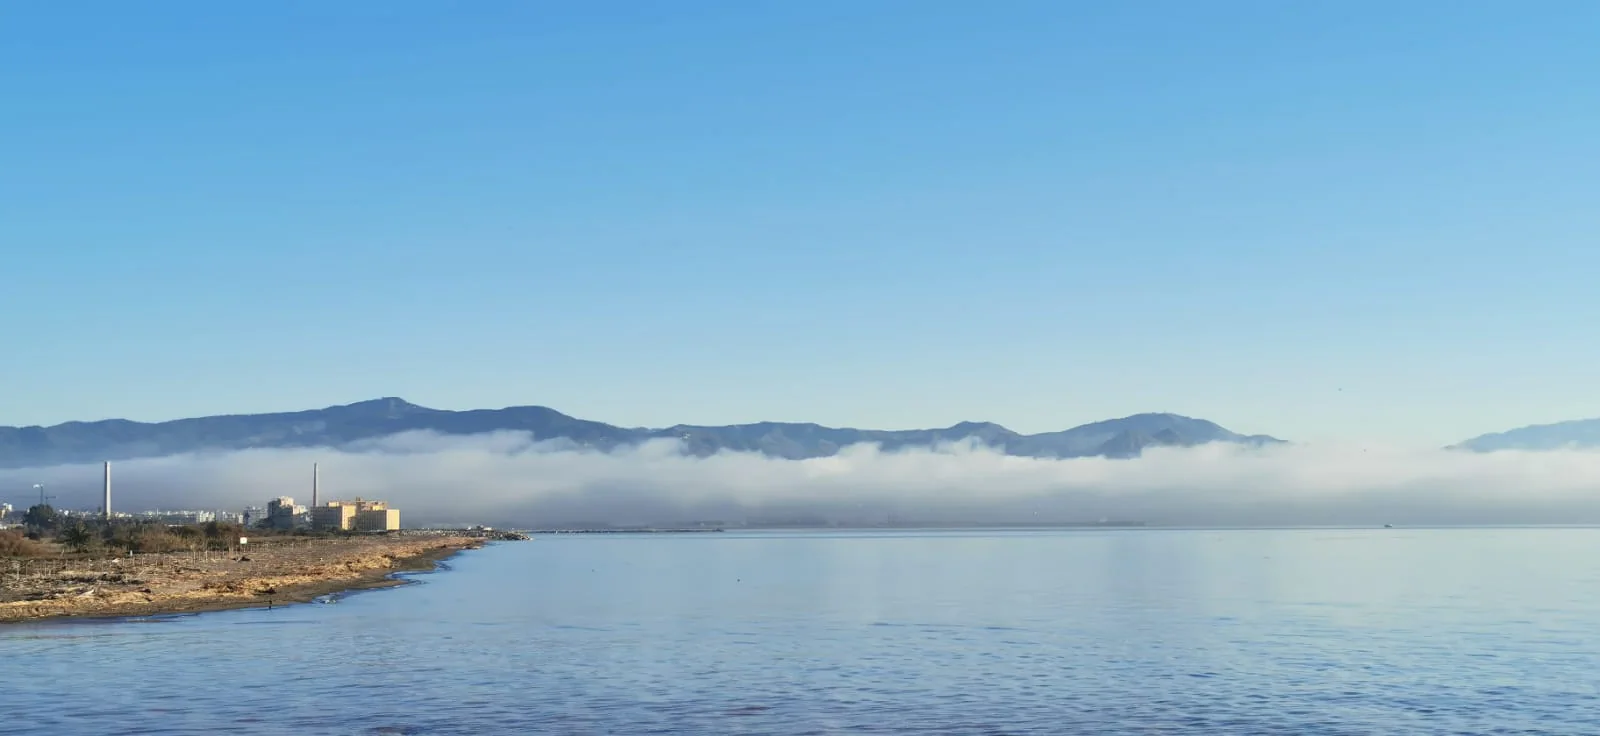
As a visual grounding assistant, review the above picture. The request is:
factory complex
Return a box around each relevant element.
[251,463,402,532]
[3,460,402,534]
[256,495,400,532]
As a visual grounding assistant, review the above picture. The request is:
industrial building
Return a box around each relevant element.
[248,465,402,532]
[311,498,401,532]
[311,502,357,531]
[355,506,401,532]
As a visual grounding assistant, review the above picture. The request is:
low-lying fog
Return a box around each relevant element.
[6,432,1600,527]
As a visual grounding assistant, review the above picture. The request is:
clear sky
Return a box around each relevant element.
[3,1,1598,447]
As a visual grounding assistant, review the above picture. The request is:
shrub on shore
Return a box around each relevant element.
[0,529,52,558]
[102,523,196,554]
[17,517,368,558]
[60,522,98,553]
[96,520,250,554]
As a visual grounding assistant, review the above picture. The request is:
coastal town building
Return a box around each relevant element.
[265,496,298,530]
[135,509,227,525]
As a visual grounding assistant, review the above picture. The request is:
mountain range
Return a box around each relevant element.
[6,398,1593,469]
[1451,418,1600,452]
[0,398,1285,469]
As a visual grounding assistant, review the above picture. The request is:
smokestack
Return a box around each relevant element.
[313,462,319,508]
[103,461,111,520]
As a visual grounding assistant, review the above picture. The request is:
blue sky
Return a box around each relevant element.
[3,1,1598,447]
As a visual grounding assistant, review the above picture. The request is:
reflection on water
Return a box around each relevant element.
[5,528,1600,734]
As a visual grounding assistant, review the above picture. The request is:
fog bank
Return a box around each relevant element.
[5,432,1600,527]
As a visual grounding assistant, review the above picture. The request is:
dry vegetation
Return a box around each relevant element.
[0,530,52,559]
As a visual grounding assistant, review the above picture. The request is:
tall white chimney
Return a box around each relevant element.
[313,462,319,508]
[103,461,111,520]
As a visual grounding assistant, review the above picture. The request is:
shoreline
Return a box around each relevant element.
[0,535,487,625]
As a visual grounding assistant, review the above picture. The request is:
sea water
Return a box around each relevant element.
[3,528,1599,734]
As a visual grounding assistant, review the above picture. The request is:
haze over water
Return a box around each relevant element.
[5,528,1600,734]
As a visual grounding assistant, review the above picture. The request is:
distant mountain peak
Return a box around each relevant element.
[332,397,428,418]
[947,420,1009,431]
[345,396,420,409]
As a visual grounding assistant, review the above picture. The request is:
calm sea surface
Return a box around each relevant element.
[4,528,1600,734]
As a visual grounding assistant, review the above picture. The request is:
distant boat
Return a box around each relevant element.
[1383,524,1394,528]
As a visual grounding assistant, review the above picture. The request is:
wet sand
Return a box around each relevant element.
[0,535,485,623]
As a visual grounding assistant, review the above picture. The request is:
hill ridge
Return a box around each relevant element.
[0,398,1286,469]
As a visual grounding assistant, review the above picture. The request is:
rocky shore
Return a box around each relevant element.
[0,534,485,623]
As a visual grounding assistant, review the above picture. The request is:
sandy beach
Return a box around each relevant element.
[0,534,485,623]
